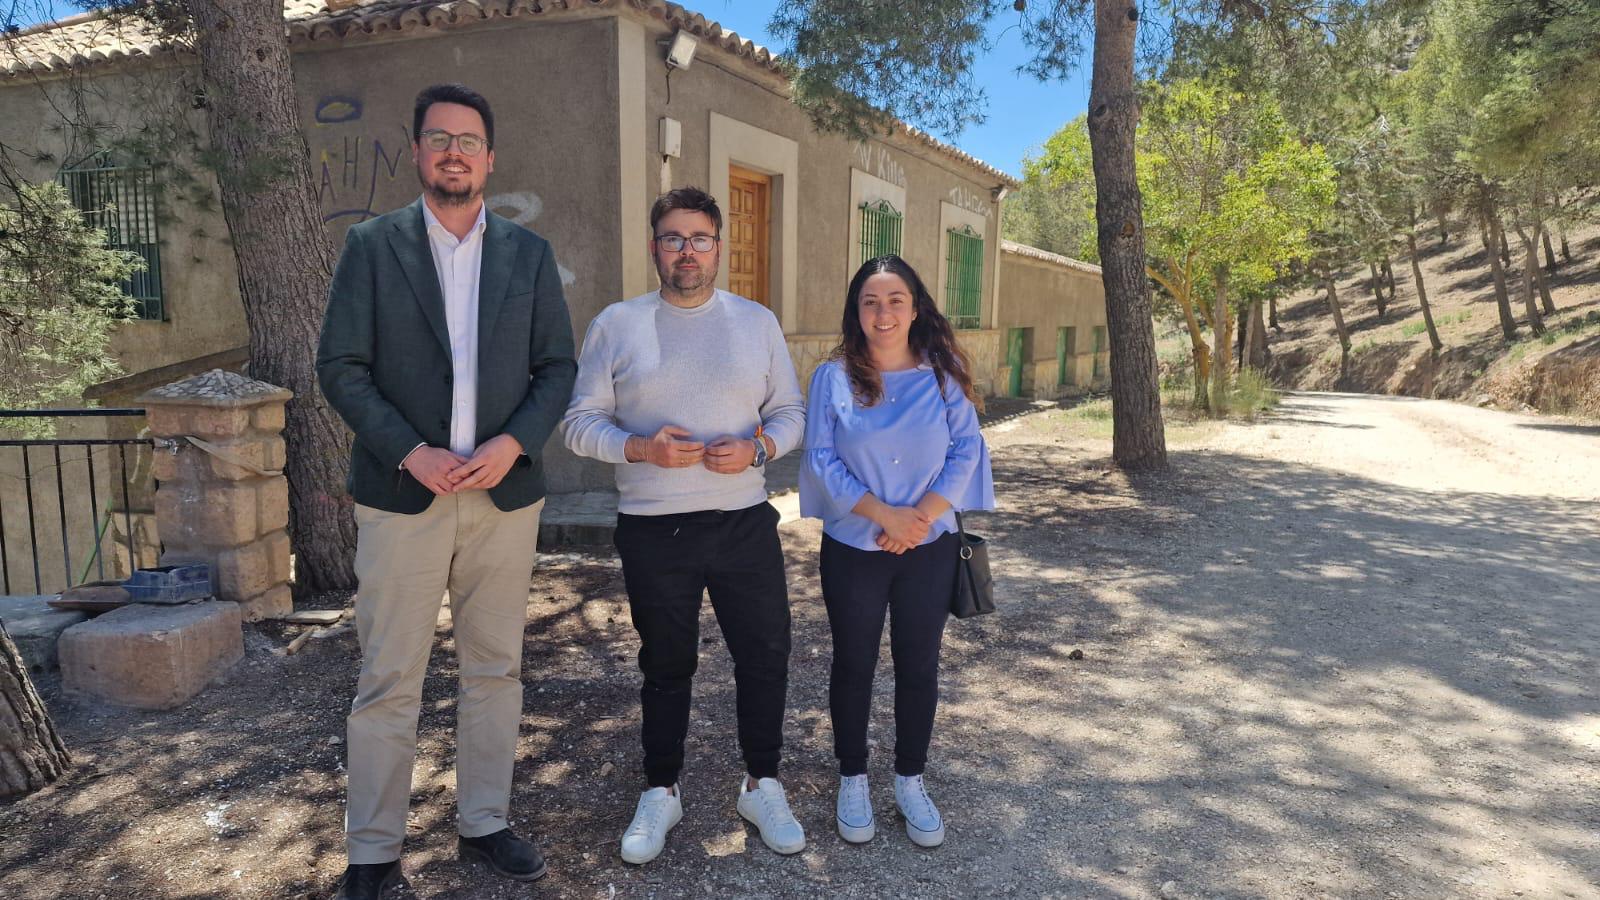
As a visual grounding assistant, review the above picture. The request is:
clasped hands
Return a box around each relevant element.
[873,504,933,555]
[626,425,761,475]
[403,434,523,496]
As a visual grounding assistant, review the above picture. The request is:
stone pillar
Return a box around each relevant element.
[138,370,294,622]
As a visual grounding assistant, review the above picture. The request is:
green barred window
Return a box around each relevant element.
[1092,325,1107,379]
[944,225,983,329]
[858,199,903,262]
[58,157,164,320]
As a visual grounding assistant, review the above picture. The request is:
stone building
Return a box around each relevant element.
[1,0,1111,582]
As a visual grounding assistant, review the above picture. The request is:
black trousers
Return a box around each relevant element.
[820,531,956,777]
[614,501,791,788]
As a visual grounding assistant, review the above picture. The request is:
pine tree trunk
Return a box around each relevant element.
[1513,228,1547,336]
[1406,231,1443,353]
[187,0,357,592]
[1481,207,1517,342]
[1557,221,1572,262]
[1244,299,1268,371]
[1542,227,1558,273]
[1321,269,1351,386]
[1234,305,1246,369]
[1210,266,1231,418]
[1368,260,1387,318]
[1269,296,1281,332]
[1193,342,1211,413]
[1530,224,1556,315]
[1088,0,1166,470]
[1,621,72,798]
[1498,222,1512,267]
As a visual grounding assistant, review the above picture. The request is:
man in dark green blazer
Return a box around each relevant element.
[316,84,576,900]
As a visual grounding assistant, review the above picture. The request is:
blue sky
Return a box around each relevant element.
[703,1,1089,179]
[13,0,1089,178]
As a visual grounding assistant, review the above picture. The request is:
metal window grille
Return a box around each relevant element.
[944,226,983,330]
[858,199,903,262]
[58,158,164,320]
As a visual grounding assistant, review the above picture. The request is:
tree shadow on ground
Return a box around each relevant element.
[4,441,1598,898]
[943,443,1600,896]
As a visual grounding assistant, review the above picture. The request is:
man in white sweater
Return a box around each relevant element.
[562,187,806,864]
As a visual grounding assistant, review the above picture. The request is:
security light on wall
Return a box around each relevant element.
[992,185,1011,202]
[665,31,699,70]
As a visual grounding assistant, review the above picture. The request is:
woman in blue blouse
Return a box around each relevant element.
[800,255,995,848]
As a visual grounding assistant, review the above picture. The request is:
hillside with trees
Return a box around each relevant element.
[1005,0,1599,418]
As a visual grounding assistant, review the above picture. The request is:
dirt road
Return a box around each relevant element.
[960,391,1600,898]
[2,392,1596,899]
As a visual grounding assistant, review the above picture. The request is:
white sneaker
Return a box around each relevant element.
[895,774,945,847]
[836,774,875,843]
[735,776,806,854]
[620,785,683,864]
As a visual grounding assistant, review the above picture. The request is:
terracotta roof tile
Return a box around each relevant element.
[1002,239,1102,276]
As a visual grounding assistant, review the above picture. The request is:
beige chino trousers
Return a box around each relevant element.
[345,490,543,864]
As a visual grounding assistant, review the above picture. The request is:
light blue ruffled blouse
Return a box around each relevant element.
[799,359,996,552]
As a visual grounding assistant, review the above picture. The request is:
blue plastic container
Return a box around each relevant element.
[123,564,212,604]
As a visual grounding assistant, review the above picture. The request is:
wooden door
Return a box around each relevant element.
[727,166,771,306]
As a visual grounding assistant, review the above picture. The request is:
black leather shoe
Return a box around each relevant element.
[333,861,400,899]
[458,828,548,881]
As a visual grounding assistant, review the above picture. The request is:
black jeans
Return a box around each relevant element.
[614,501,791,788]
[820,531,956,777]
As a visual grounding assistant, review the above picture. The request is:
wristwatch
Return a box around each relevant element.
[751,435,769,468]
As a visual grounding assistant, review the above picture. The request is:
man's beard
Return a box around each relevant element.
[662,260,716,293]
[419,168,479,208]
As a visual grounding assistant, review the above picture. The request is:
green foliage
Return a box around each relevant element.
[0,182,141,434]
[1401,320,1428,337]
[769,1,999,140]
[1139,77,1336,302]
[1007,116,1097,262]
[1229,368,1280,420]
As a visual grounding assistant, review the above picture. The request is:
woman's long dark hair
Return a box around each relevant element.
[831,255,983,412]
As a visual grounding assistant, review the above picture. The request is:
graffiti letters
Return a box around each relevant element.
[947,185,992,218]
[487,191,577,287]
[310,93,411,226]
[851,143,906,188]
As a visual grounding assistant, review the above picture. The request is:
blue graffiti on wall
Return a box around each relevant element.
[310,94,411,226]
[314,96,364,124]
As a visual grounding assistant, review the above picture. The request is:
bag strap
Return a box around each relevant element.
[954,510,974,560]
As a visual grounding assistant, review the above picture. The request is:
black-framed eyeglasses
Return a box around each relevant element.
[654,234,719,253]
[419,129,489,156]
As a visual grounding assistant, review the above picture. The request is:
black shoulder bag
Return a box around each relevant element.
[950,511,995,618]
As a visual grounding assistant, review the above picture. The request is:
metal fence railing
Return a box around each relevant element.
[0,409,155,595]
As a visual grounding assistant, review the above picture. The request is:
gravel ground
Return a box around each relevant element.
[2,392,1597,899]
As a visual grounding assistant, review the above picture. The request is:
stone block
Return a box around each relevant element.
[215,539,273,601]
[239,584,293,622]
[257,479,289,534]
[251,402,285,433]
[205,436,286,481]
[146,405,251,441]
[58,601,243,709]
[0,596,87,673]
[262,530,292,584]
[150,445,180,482]
[197,482,259,547]
[153,486,202,548]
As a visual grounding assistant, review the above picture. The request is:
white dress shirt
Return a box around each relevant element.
[421,199,487,458]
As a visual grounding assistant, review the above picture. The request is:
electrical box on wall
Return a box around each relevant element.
[659,117,682,159]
